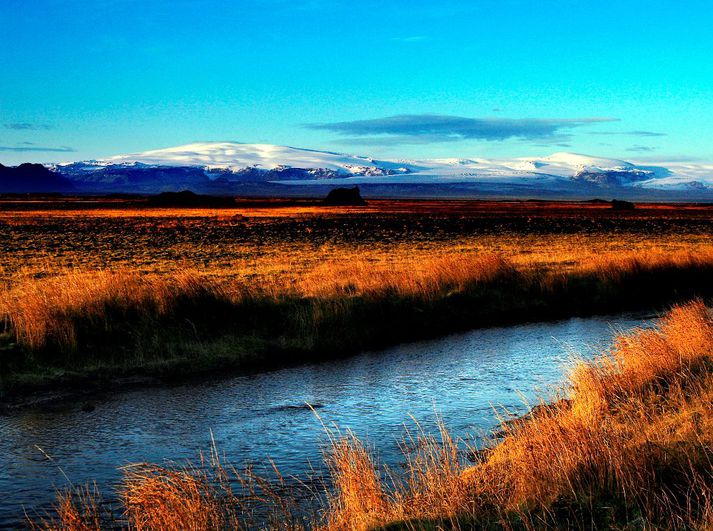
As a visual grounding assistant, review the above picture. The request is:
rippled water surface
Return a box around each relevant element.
[0,313,654,527]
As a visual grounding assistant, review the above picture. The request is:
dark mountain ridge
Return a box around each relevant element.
[0,163,74,193]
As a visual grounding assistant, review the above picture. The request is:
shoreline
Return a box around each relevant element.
[0,308,659,412]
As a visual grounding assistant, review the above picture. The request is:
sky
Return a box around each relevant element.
[2,0,713,165]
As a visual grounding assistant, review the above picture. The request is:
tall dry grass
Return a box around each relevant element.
[30,484,104,531]
[121,462,241,531]
[0,271,224,351]
[0,253,518,354]
[3,250,713,357]
[297,254,516,299]
[323,432,387,530]
[579,248,713,281]
[36,449,310,530]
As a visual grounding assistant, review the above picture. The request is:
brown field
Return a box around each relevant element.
[2,198,713,284]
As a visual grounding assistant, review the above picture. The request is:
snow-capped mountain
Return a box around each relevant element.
[43,141,713,198]
[103,142,410,176]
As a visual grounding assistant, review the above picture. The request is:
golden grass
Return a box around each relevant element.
[30,484,104,531]
[3,249,713,355]
[36,449,309,530]
[297,253,516,299]
[0,270,222,351]
[121,462,240,531]
[321,300,713,529]
[2,202,713,349]
[34,301,713,530]
[324,432,388,530]
[0,253,517,353]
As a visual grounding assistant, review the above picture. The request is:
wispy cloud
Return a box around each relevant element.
[4,123,52,131]
[590,130,666,137]
[331,134,467,146]
[626,145,656,153]
[0,145,75,153]
[307,114,619,144]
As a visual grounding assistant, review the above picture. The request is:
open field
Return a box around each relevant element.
[2,198,713,400]
[2,198,713,282]
[34,301,713,529]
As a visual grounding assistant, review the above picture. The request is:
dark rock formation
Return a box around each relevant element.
[611,199,636,210]
[324,186,366,206]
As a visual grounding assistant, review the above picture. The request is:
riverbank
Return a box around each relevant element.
[3,251,713,403]
[32,301,713,529]
[324,300,713,529]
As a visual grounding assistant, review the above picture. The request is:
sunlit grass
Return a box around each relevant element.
[3,249,713,349]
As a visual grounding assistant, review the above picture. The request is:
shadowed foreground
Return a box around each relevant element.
[33,301,713,529]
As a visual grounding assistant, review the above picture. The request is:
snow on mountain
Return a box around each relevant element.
[102,142,407,175]
[540,152,633,172]
[635,161,713,190]
[52,142,713,195]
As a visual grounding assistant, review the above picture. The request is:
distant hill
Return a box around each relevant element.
[0,163,74,193]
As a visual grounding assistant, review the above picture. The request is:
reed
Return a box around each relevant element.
[323,432,387,530]
[121,462,241,531]
[29,484,104,531]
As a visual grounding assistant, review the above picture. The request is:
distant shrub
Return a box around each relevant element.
[611,199,636,210]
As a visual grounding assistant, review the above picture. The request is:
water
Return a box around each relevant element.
[0,313,654,527]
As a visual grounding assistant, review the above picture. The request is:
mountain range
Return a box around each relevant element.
[2,142,713,200]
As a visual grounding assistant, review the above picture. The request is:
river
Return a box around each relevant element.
[0,312,655,527]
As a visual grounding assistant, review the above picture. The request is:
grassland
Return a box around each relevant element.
[34,300,713,529]
[3,198,713,401]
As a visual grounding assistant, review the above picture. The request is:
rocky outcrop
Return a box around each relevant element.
[324,186,366,206]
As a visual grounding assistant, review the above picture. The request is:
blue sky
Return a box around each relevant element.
[1,0,712,164]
